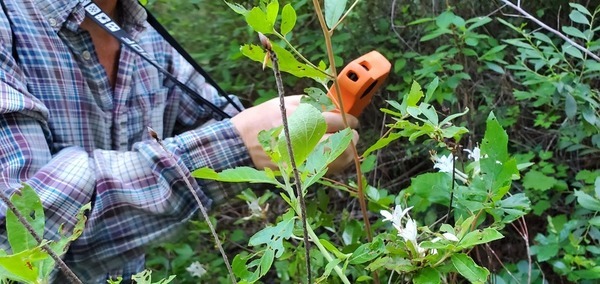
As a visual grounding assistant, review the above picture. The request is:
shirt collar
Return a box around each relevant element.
[35,0,147,34]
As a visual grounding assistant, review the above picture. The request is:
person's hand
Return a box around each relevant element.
[231,95,359,174]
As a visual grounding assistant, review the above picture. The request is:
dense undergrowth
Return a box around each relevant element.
[139,0,600,283]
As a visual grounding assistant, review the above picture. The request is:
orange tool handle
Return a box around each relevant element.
[327,50,391,117]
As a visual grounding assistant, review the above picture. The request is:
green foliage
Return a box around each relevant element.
[0,184,90,283]
[146,0,600,283]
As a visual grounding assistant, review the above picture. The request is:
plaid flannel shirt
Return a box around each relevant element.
[0,0,251,282]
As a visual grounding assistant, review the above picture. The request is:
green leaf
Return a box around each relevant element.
[439,107,469,126]
[192,167,280,185]
[320,239,349,260]
[266,0,279,26]
[130,270,176,284]
[240,44,327,79]
[362,132,402,157]
[480,112,508,162]
[565,93,577,119]
[562,26,587,40]
[458,228,504,248]
[348,239,384,264]
[6,184,45,254]
[436,11,456,29]
[413,267,441,284]
[39,202,91,277]
[280,4,296,36]
[562,44,584,59]
[246,7,274,34]
[407,81,424,107]
[569,3,592,16]
[0,245,48,283]
[522,170,558,191]
[324,0,347,29]
[225,1,249,15]
[278,103,327,166]
[424,77,439,103]
[574,190,600,211]
[569,10,590,25]
[409,173,452,209]
[249,215,295,257]
[451,253,489,283]
[466,16,492,31]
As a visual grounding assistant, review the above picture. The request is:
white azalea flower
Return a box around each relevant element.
[186,261,207,278]
[380,205,413,231]
[442,232,459,242]
[400,218,418,244]
[432,153,469,183]
[433,154,455,173]
[464,147,482,162]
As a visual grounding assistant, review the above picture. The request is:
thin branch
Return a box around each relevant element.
[311,0,373,243]
[0,190,83,284]
[500,0,600,62]
[259,35,312,283]
[330,0,360,33]
[148,128,237,284]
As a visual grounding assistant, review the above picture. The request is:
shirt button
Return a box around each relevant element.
[48,18,57,27]
[82,51,92,60]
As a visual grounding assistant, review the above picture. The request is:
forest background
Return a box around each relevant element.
[142,0,600,283]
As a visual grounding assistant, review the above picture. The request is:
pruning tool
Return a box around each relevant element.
[327,50,391,117]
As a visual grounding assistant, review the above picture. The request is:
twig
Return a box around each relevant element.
[311,0,373,243]
[500,0,600,62]
[0,190,83,284]
[147,128,237,284]
[311,1,379,283]
[259,34,312,283]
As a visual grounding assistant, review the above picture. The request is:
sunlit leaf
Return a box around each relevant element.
[277,103,327,166]
[266,0,279,26]
[192,167,280,185]
[6,184,44,254]
[241,44,327,79]
[280,4,297,36]
[246,7,274,34]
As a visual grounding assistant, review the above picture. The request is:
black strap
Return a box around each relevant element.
[82,1,238,121]
[144,7,243,113]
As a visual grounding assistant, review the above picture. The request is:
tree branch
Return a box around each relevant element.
[500,0,600,62]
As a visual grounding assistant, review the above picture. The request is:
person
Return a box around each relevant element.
[0,0,359,282]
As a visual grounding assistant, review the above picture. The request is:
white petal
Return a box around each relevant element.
[442,232,459,242]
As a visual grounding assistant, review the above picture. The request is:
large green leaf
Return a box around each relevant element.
[277,103,327,166]
[6,184,45,254]
[246,7,274,34]
[324,0,347,29]
[451,253,489,283]
[192,167,280,186]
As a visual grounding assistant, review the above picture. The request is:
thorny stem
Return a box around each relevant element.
[148,128,237,284]
[0,190,83,284]
[261,37,312,284]
[500,0,600,62]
